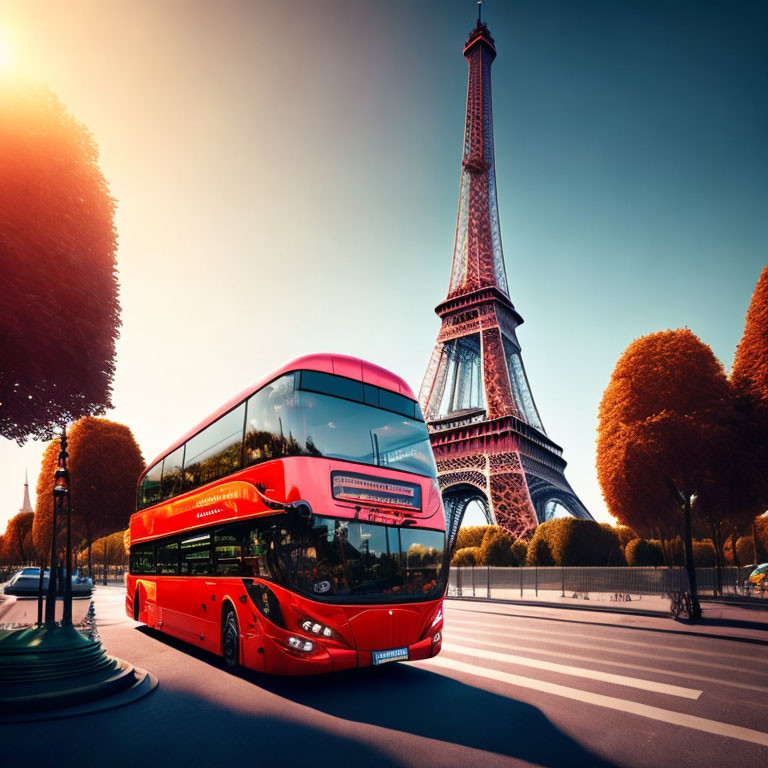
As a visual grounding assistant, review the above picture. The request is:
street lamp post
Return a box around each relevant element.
[44,427,71,627]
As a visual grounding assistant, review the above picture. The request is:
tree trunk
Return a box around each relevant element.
[88,541,93,580]
[752,520,764,564]
[710,522,723,597]
[655,528,673,566]
[730,530,740,568]
[683,497,702,619]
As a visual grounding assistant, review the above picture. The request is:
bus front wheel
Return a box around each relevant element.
[221,605,240,669]
[133,590,140,622]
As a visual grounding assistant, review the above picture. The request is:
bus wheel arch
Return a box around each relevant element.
[221,601,240,669]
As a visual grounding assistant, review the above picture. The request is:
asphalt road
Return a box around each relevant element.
[3,586,768,767]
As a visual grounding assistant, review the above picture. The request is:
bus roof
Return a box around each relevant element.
[142,353,416,474]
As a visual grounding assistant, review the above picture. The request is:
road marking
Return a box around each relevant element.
[447,613,768,664]
[442,642,701,699]
[448,632,768,694]
[420,657,768,748]
[446,618,764,672]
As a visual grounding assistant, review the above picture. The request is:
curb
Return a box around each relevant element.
[446,596,768,646]
[446,595,668,618]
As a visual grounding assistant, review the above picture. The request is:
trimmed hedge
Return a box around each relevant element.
[525,535,554,566]
[480,527,517,566]
[451,546,482,566]
[525,518,625,566]
[455,526,489,550]
[511,540,528,565]
[625,538,664,566]
[692,540,716,567]
[614,526,638,549]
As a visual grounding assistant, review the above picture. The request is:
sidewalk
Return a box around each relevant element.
[448,591,768,644]
[0,593,93,626]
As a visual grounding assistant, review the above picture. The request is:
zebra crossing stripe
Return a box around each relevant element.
[441,643,701,699]
[419,657,768,748]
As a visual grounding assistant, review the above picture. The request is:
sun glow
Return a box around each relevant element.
[0,35,12,70]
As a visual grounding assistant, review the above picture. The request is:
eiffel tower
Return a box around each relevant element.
[419,9,592,545]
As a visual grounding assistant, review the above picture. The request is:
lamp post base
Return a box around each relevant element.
[0,625,151,715]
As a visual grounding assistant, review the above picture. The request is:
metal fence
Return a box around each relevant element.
[0,564,127,586]
[448,566,765,601]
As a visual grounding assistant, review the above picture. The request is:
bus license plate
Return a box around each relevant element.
[372,647,409,665]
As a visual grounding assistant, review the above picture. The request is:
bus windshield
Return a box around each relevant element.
[244,371,437,478]
[263,515,447,604]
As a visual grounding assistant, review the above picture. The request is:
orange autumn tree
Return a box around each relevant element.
[33,417,144,574]
[0,81,119,443]
[3,510,36,564]
[732,265,768,408]
[597,329,733,617]
[730,265,768,562]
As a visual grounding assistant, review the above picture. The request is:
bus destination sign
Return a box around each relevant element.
[331,471,421,511]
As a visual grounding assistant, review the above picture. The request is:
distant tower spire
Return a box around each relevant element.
[20,469,33,514]
[478,1,482,23]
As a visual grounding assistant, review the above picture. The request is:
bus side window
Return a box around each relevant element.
[161,446,185,501]
[243,527,266,577]
[180,533,211,576]
[156,540,180,575]
[130,543,154,574]
[183,404,245,492]
[214,527,243,576]
[138,462,163,510]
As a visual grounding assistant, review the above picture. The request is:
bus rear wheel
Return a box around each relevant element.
[222,605,240,669]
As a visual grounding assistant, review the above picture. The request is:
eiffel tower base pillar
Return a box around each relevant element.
[487,451,538,538]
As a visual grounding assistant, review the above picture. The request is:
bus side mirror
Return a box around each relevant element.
[288,500,313,528]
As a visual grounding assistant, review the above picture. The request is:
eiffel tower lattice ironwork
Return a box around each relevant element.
[419,12,592,546]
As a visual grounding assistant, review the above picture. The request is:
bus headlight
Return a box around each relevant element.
[288,637,314,653]
[300,618,334,638]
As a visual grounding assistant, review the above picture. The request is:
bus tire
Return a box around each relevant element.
[133,589,140,622]
[221,604,240,669]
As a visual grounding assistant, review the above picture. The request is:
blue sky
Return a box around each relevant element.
[1,0,766,531]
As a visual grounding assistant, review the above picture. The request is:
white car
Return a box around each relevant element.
[3,567,93,597]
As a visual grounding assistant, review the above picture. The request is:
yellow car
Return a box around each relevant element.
[748,563,768,588]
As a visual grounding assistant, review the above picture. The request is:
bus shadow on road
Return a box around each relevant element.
[253,663,616,768]
[137,627,614,767]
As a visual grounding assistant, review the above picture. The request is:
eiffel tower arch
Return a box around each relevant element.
[419,12,592,546]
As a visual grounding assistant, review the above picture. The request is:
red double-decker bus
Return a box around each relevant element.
[126,354,446,674]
